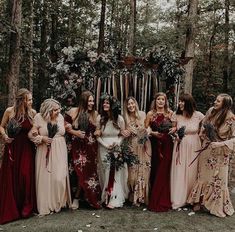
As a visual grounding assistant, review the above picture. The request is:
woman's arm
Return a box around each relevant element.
[0,107,14,143]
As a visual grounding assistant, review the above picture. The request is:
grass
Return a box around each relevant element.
[1,196,235,232]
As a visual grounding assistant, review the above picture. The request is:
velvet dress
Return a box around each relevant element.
[0,117,36,224]
[148,113,173,212]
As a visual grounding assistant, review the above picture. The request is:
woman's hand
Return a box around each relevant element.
[42,136,52,145]
[169,127,177,135]
[210,141,224,149]
[94,129,102,137]
[65,123,72,132]
[151,131,163,139]
[120,129,131,138]
[2,134,14,144]
[74,130,86,139]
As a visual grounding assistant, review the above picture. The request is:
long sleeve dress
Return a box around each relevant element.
[30,113,71,215]
[148,112,173,212]
[170,111,204,209]
[97,115,129,207]
[187,109,235,217]
[0,117,36,224]
[65,114,101,209]
[126,111,151,206]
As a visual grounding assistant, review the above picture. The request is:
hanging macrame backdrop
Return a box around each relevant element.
[91,70,169,113]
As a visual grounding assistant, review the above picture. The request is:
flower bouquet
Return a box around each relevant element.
[156,120,173,133]
[175,126,186,165]
[46,122,58,170]
[104,139,139,171]
[6,118,22,162]
[137,128,149,145]
[6,118,22,138]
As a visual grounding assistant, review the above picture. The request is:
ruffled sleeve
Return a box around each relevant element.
[223,119,235,151]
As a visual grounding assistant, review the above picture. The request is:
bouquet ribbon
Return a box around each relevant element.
[106,162,115,198]
[189,142,210,167]
[7,144,14,162]
[175,141,181,165]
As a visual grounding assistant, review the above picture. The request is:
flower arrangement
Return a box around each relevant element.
[6,118,22,138]
[156,120,173,133]
[104,139,139,171]
[46,123,58,170]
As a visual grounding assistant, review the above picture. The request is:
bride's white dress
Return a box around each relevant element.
[97,115,129,207]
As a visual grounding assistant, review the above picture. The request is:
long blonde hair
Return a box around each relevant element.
[40,98,61,122]
[13,88,34,122]
[123,96,140,124]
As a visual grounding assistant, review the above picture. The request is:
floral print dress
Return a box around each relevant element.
[187,108,235,217]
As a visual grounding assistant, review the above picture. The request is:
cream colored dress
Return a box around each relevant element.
[187,109,235,217]
[171,111,204,209]
[31,113,71,215]
[126,111,151,205]
[97,115,129,207]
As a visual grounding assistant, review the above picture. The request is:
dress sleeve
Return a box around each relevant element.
[96,115,109,149]
[28,113,44,145]
[223,119,235,151]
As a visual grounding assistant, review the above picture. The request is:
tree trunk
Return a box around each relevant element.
[222,0,229,93]
[98,0,106,54]
[128,0,136,55]
[29,0,34,93]
[7,0,22,105]
[183,0,199,94]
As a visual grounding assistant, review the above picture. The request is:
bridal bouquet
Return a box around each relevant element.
[104,139,139,171]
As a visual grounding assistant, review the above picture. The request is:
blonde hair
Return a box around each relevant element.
[123,97,140,124]
[40,98,61,122]
[13,88,34,122]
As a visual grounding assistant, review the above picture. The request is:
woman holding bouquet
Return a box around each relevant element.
[29,99,71,216]
[0,88,37,224]
[187,94,235,217]
[145,92,173,212]
[96,94,129,209]
[170,93,204,209]
[65,91,101,209]
[123,97,151,206]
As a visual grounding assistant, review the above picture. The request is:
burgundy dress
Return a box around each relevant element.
[148,113,173,212]
[0,118,36,224]
[65,115,101,209]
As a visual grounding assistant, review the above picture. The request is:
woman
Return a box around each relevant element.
[29,99,71,215]
[123,97,151,206]
[145,92,173,212]
[171,93,204,209]
[187,94,235,217]
[96,94,129,209]
[65,91,101,209]
[0,88,37,224]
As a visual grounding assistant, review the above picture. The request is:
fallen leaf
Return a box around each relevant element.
[143,208,147,211]
[22,226,26,228]
[95,215,100,218]
[183,208,188,211]
[92,213,96,216]
[177,208,182,211]
[86,224,91,228]
[154,228,158,230]
[77,230,83,232]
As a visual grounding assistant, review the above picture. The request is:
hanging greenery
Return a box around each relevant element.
[49,46,184,110]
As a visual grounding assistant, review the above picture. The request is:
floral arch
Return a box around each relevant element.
[49,46,186,112]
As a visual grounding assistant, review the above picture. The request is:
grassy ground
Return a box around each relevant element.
[1,196,235,232]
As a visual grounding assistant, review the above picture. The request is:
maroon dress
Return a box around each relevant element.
[65,115,101,209]
[0,117,36,224]
[148,113,173,212]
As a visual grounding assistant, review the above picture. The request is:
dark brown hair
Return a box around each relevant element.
[176,93,196,118]
[151,92,170,113]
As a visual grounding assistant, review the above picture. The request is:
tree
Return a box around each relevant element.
[128,0,136,55]
[98,0,106,54]
[7,0,22,105]
[184,0,199,94]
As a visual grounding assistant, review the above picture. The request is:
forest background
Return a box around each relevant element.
[0,0,235,115]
